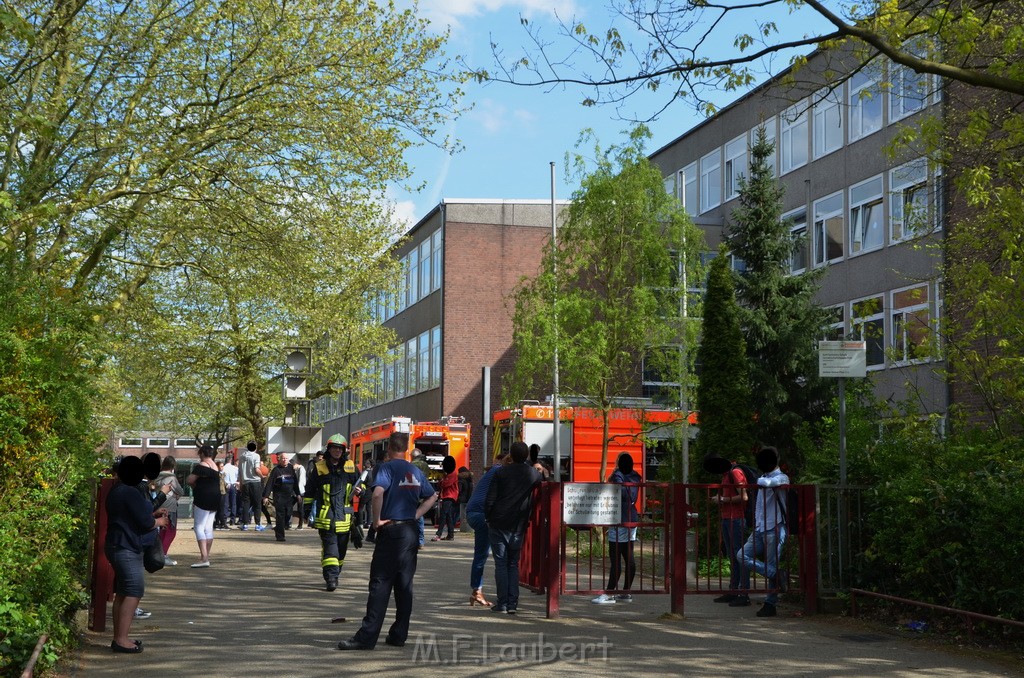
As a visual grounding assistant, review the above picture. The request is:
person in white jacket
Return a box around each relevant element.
[739,446,789,618]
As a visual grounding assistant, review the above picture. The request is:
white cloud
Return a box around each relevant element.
[417,0,579,32]
[470,98,539,135]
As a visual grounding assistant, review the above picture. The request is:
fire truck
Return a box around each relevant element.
[349,415,471,523]
[491,399,693,482]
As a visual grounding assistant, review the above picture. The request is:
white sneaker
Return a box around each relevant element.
[165,559,177,566]
[133,608,152,619]
[190,561,210,568]
[591,594,616,604]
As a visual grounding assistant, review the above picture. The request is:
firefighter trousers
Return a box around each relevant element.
[319,528,351,583]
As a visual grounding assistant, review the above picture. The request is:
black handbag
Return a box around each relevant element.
[143,531,165,573]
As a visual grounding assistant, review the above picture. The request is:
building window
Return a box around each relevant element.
[851,295,885,368]
[430,326,441,388]
[724,134,747,200]
[890,46,931,122]
[682,162,698,217]
[418,330,430,389]
[406,337,418,394]
[642,345,682,407]
[664,173,677,198]
[825,305,845,341]
[891,284,932,364]
[406,252,418,309]
[786,208,808,274]
[849,175,884,255]
[890,158,942,242]
[813,87,843,158]
[700,149,721,213]
[120,437,142,447]
[780,102,809,174]
[849,60,883,140]
[753,118,776,176]
[419,239,431,301]
[813,192,844,266]
[147,438,169,447]
[174,438,197,448]
[431,230,442,292]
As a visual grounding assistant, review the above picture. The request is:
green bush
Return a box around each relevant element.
[0,259,102,674]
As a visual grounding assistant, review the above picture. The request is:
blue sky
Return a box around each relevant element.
[389,0,830,228]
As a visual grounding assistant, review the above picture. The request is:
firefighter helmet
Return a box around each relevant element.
[326,433,348,448]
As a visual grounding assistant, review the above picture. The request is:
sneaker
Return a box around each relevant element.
[430,536,442,542]
[756,603,777,617]
[165,559,177,566]
[713,593,737,603]
[239,525,249,531]
[254,525,267,532]
[133,608,151,619]
[591,594,616,605]
[615,594,633,603]
[505,607,517,615]
[190,561,210,568]
[728,595,751,607]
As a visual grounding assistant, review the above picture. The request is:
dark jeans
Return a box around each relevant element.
[468,511,490,591]
[721,517,747,592]
[353,521,419,647]
[222,485,238,523]
[239,481,263,526]
[489,526,524,610]
[436,498,456,537]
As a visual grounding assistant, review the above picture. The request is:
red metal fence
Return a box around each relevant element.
[520,481,817,619]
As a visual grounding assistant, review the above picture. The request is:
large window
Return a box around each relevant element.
[431,230,442,291]
[419,239,431,300]
[849,175,884,255]
[682,162,698,217]
[891,284,932,363]
[890,44,931,122]
[664,173,677,198]
[700,149,721,213]
[406,337,418,394]
[890,158,942,242]
[418,330,430,390]
[786,208,808,274]
[851,295,885,368]
[752,119,776,176]
[813,88,843,158]
[813,192,844,266]
[825,305,845,341]
[406,252,418,308]
[430,326,441,388]
[780,102,809,174]
[642,346,682,407]
[147,438,169,448]
[724,134,747,200]
[849,61,883,140]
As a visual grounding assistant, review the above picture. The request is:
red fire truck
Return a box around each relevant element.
[491,400,693,482]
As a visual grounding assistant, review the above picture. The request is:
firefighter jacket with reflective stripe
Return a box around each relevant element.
[309,458,359,533]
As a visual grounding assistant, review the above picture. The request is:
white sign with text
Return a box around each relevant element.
[562,483,620,525]
[818,340,867,378]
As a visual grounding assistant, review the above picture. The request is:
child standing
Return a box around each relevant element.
[432,455,459,541]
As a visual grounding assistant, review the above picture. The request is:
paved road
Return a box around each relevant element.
[68,519,1021,677]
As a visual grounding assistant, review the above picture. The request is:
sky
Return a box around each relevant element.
[388,0,830,230]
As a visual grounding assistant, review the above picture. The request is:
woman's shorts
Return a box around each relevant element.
[105,545,145,598]
[608,527,638,543]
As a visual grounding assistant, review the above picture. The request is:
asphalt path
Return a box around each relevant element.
[66,519,1022,677]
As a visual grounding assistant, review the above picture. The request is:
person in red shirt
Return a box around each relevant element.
[704,454,751,606]
[431,455,459,541]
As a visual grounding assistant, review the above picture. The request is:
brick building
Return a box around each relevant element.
[313,199,566,474]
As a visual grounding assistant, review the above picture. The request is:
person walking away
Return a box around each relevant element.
[309,434,360,591]
[337,431,437,650]
[105,456,169,653]
[186,445,221,567]
[457,466,474,533]
[292,455,307,529]
[740,446,790,618]
[410,448,431,547]
[222,455,239,526]
[702,452,751,606]
[465,454,508,607]
[591,453,642,604]
[238,441,265,532]
[264,452,300,542]
[484,442,542,614]
[154,456,184,565]
[431,455,458,541]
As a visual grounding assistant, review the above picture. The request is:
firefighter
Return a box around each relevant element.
[308,434,362,591]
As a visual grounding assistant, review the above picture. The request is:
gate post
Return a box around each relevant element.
[545,482,562,619]
[670,483,687,615]
[89,478,115,632]
[798,485,818,614]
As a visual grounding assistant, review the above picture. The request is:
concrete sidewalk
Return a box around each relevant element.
[69,519,1021,677]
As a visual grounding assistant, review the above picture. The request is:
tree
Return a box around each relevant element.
[693,245,754,460]
[481,1,1024,114]
[505,126,705,480]
[726,127,833,465]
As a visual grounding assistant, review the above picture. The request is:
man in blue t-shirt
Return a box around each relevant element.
[338,431,437,651]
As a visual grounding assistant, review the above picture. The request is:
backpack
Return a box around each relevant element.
[731,463,759,529]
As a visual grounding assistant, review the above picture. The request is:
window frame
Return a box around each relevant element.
[682,162,698,217]
[813,87,844,158]
[848,175,885,256]
[724,134,747,201]
[813,191,845,267]
[849,60,884,140]
[890,283,932,365]
[780,102,809,175]
[699,149,722,213]
[850,294,886,370]
[785,207,809,274]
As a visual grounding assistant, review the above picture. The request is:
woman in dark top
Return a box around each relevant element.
[106,455,168,653]
[187,445,221,567]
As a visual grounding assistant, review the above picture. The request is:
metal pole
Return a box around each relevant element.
[551,161,561,481]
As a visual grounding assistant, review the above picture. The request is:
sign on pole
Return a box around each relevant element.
[818,340,867,378]
[562,483,620,525]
